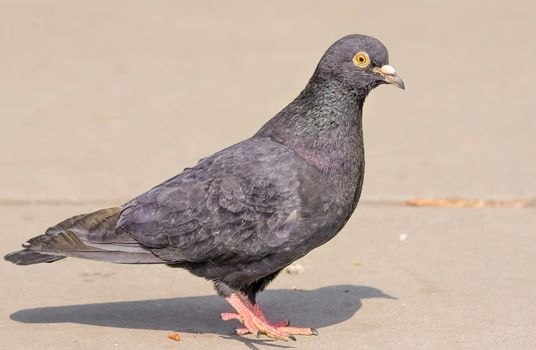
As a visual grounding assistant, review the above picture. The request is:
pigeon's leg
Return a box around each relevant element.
[221,303,289,327]
[221,292,318,340]
[249,303,290,327]
[223,292,289,340]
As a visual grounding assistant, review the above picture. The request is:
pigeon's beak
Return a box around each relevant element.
[374,65,405,90]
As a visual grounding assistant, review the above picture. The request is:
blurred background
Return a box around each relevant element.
[2,0,534,203]
[1,1,535,349]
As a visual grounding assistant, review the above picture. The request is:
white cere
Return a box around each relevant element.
[380,65,396,75]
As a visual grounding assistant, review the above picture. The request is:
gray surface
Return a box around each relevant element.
[1,0,535,203]
[1,1,536,349]
[2,205,535,349]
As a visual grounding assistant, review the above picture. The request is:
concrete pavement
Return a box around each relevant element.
[2,205,535,349]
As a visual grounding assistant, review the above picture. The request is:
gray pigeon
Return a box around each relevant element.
[5,34,403,341]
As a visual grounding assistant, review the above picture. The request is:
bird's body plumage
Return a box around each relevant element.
[5,34,403,341]
[119,77,366,295]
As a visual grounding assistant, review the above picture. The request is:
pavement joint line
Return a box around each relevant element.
[0,198,534,208]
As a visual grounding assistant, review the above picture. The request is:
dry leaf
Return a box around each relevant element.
[168,333,181,341]
[404,198,527,208]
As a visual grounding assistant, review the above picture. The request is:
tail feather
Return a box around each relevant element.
[4,250,65,265]
[5,207,166,265]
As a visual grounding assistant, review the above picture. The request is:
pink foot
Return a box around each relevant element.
[221,293,318,341]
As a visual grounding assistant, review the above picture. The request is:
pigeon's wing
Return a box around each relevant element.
[118,138,327,265]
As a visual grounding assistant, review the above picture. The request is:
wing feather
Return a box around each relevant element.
[118,137,325,265]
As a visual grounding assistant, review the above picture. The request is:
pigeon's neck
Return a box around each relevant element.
[256,79,366,179]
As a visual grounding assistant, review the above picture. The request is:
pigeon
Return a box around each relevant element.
[5,34,404,341]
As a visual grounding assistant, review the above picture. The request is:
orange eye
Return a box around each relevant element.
[353,52,370,68]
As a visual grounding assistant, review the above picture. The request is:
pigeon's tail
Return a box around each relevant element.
[4,207,166,266]
[4,250,65,265]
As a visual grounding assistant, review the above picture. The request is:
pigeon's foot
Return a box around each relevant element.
[221,303,289,327]
[232,325,318,337]
[222,292,318,341]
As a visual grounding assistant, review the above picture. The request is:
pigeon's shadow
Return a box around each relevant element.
[10,285,393,335]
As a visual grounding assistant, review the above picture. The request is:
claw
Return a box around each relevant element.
[231,327,257,336]
[271,319,290,327]
[311,328,319,336]
[288,335,297,341]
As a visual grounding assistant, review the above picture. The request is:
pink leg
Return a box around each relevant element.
[221,297,288,326]
[249,303,290,326]
[235,303,290,330]
[220,292,318,341]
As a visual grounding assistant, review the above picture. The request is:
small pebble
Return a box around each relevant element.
[399,233,408,241]
[285,263,304,274]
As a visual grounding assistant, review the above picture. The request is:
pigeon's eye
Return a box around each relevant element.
[353,52,370,68]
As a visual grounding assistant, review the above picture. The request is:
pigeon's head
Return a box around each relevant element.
[315,34,404,92]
